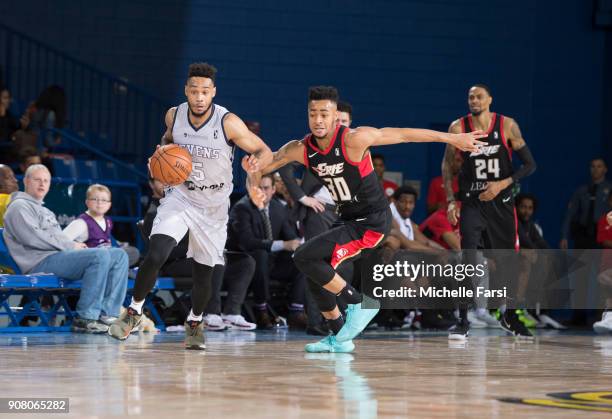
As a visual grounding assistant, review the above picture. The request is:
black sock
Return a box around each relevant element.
[459,308,468,324]
[336,284,362,305]
[328,315,345,335]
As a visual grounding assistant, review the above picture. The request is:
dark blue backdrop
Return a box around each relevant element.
[1,0,609,245]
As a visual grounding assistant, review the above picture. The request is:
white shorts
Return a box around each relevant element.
[150,192,229,266]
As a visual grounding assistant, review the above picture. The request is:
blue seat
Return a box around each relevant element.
[99,161,119,179]
[0,228,21,275]
[75,159,99,179]
[49,156,77,178]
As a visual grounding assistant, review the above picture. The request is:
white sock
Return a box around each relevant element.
[187,309,203,322]
[129,298,144,315]
[476,308,488,316]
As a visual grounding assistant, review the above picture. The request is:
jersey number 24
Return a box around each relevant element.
[475,158,500,179]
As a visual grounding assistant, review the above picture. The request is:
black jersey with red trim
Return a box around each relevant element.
[303,125,388,220]
[458,112,514,198]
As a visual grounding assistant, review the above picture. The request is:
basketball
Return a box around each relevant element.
[149,144,192,186]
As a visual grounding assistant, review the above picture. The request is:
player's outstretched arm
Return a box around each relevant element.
[223,113,273,171]
[243,140,305,208]
[348,125,487,152]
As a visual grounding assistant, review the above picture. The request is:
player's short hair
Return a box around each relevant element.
[337,100,352,117]
[371,153,385,162]
[308,86,339,103]
[515,192,538,212]
[86,184,112,200]
[188,62,217,83]
[261,173,276,185]
[471,83,492,97]
[393,186,418,201]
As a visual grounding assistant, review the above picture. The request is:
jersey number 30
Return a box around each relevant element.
[323,177,352,202]
[475,159,500,179]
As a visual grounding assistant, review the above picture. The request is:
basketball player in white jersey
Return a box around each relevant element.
[109,63,272,350]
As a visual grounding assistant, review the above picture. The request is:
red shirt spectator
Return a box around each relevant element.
[597,213,612,270]
[382,179,398,198]
[420,207,460,250]
[427,175,458,213]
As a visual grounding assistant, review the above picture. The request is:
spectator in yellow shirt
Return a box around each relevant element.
[0,164,19,227]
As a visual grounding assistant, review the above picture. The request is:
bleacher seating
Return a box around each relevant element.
[74,159,100,179]
[49,154,77,178]
[0,228,173,332]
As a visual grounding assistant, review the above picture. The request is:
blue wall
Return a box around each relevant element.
[0,0,608,244]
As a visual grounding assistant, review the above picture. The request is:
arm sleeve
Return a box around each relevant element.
[4,203,74,251]
[511,144,537,182]
[278,163,307,202]
[63,219,89,242]
[230,204,272,251]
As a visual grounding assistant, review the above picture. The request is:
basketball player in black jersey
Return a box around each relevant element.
[443,84,537,340]
[246,86,486,352]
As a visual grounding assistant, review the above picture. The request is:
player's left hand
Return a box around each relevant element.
[248,185,266,209]
[450,130,488,153]
[478,180,505,201]
[241,155,260,173]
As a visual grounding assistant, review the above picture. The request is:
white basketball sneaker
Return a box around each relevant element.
[222,314,257,331]
[203,314,227,331]
[593,311,612,334]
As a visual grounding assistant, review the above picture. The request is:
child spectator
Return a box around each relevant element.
[63,184,140,266]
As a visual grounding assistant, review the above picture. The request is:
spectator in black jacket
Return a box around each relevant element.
[227,174,307,330]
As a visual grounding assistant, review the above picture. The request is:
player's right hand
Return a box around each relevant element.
[449,130,487,152]
[447,201,460,225]
[300,196,325,213]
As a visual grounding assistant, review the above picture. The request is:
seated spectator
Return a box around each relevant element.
[14,147,46,176]
[426,150,462,214]
[0,164,18,227]
[0,88,20,144]
[63,184,140,267]
[593,195,612,334]
[204,252,257,331]
[515,192,566,330]
[420,205,461,250]
[227,174,307,330]
[2,164,128,333]
[20,85,67,148]
[142,178,256,330]
[516,193,548,249]
[372,154,398,198]
[385,186,444,251]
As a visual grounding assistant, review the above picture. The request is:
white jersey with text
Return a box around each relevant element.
[169,102,235,207]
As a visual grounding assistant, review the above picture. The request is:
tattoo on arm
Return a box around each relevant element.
[509,119,526,149]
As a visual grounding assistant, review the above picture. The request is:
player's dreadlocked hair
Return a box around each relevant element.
[308,86,339,103]
[188,62,217,83]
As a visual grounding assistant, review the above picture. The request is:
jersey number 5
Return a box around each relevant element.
[475,159,500,179]
[191,162,205,182]
[323,177,352,202]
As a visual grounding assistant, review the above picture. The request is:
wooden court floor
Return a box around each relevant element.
[1,329,611,418]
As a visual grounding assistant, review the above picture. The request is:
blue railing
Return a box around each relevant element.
[0,22,168,161]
